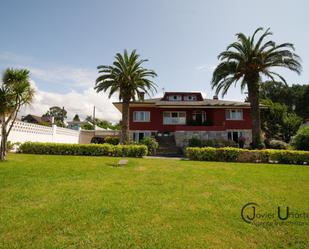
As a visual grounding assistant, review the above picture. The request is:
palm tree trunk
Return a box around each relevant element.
[248,81,262,148]
[121,99,130,144]
[0,116,7,161]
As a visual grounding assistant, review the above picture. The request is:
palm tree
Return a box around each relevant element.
[95,49,157,144]
[211,28,301,148]
[0,68,35,160]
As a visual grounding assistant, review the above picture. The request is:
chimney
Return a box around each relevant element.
[139,92,145,101]
[213,95,218,100]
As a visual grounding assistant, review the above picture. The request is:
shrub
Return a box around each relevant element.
[188,137,202,147]
[185,147,240,162]
[202,139,238,148]
[104,136,120,145]
[267,139,289,150]
[292,126,309,151]
[19,142,147,157]
[90,137,104,144]
[185,147,309,165]
[139,137,159,155]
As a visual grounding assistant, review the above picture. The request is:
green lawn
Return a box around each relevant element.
[0,154,308,249]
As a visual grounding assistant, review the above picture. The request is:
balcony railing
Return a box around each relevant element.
[186,120,213,126]
[163,117,186,125]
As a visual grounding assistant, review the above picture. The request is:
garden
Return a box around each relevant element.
[0,153,308,248]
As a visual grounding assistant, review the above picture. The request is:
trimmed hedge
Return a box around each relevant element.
[185,147,309,165]
[104,136,120,145]
[19,142,147,157]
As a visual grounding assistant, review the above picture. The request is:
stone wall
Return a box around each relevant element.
[174,129,252,147]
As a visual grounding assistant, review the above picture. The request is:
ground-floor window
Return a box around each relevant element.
[227,131,244,143]
[132,131,154,142]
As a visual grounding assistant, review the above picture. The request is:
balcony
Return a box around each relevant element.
[163,117,186,125]
[186,119,213,126]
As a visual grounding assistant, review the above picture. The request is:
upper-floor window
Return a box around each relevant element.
[225,109,243,120]
[133,111,150,122]
[163,111,186,124]
[184,95,197,101]
[168,95,182,101]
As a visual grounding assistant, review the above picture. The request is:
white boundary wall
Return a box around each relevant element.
[0,121,80,144]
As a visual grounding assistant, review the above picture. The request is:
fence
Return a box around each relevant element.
[1,121,80,144]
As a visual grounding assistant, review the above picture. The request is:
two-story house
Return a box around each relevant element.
[113,92,253,147]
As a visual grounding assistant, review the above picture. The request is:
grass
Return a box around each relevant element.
[0,154,308,249]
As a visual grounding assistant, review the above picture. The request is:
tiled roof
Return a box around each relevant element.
[155,99,251,107]
[125,98,253,107]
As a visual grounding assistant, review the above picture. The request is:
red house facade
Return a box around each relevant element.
[113,92,253,147]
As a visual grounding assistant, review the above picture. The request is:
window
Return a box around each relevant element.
[133,111,150,122]
[168,95,182,101]
[227,131,244,143]
[192,111,206,123]
[163,112,186,124]
[132,131,151,142]
[225,109,243,120]
[184,95,197,101]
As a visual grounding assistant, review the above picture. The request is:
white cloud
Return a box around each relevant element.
[20,80,121,123]
[0,51,96,88]
[29,66,97,88]
[0,51,33,64]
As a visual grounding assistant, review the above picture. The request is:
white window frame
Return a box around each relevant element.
[133,111,150,122]
[163,111,186,125]
[184,95,197,101]
[132,131,152,142]
[192,110,207,123]
[168,95,182,101]
[225,109,243,120]
[227,130,244,141]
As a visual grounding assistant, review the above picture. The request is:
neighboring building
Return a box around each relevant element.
[67,120,91,130]
[113,92,254,147]
[21,114,51,125]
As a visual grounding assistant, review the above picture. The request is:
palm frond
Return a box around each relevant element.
[95,50,157,101]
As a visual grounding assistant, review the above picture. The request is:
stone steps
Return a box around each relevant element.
[156,146,182,156]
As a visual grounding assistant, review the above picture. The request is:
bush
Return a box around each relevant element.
[19,142,147,157]
[188,137,202,147]
[292,126,309,151]
[185,147,240,162]
[104,136,120,145]
[202,139,238,148]
[185,147,309,165]
[90,137,104,144]
[139,137,159,155]
[267,139,289,150]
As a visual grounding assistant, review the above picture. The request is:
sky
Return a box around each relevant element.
[0,0,308,122]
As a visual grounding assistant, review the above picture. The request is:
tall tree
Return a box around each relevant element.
[261,99,302,142]
[73,114,80,122]
[211,27,302,148]
[0,68,35,160]
[95,49,157,144]
[260,81,309,119]
[43,106,67,127]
